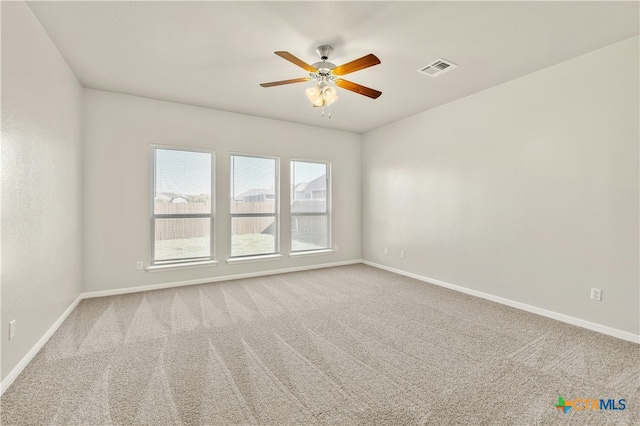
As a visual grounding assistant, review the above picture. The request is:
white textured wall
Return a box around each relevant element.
[83,89,361,292]
[1,2,84,380]
[362,37,639,334]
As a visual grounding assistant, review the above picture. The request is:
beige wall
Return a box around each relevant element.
[82,89,362,292]
[362,36,640,334]
[1,1,84,380]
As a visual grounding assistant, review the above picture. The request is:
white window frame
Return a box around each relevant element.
[150,145,215,266]
[229,153,280,259]
[290,159,331,253]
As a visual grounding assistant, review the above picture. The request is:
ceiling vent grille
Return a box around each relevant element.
[419,59,457,77]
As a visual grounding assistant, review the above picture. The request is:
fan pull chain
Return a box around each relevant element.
[319,104,331,118]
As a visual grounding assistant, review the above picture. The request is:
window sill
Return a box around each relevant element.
[146,260,218,272]
[226,254,283,264]
[289,249,335,258]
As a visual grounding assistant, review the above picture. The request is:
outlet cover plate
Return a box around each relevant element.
[9,320,16,340]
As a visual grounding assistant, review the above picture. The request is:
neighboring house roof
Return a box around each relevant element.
[294,182,308,192]
[301,175,326,192]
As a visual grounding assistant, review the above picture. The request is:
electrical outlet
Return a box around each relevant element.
[9,320,16,340]
[334,245,339,251]
[400,250,405,258]
[136,261,143,270]
[384,247,388,255]
[590,287,602,301]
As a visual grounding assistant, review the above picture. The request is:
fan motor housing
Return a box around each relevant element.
[311,61,336,75]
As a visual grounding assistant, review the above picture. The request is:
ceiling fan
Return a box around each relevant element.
[260,45,382,112]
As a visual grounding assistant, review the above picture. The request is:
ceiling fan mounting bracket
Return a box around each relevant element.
[316,45,334,61]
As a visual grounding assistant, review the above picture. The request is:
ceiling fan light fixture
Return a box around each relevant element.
[305,86,322,103]
[322,86,337,102]
[307,83,338,108]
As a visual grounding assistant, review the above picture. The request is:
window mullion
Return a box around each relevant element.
[153,213,212,219]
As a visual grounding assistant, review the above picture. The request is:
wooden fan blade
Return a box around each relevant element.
[335,79,382,99]
[260,77,311,87]
[274,51,318,73]
[332,54,380,76]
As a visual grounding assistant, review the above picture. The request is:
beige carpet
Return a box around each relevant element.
[1,264,638,425]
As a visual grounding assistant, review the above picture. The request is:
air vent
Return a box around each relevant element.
[419,59,457,77]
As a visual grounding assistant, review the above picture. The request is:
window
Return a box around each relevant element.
[151,147,214,265]
[291,160,330,252]
[230,154,279,257]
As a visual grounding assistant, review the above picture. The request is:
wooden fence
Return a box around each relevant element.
[154,200,276,239]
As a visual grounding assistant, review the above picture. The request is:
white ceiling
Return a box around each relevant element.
[26,1,639,134]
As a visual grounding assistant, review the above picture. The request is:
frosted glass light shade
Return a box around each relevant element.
[305,86,321,103]
[322,86,337,102]
[306,84,338,107]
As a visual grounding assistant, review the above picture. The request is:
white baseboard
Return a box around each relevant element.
[82,259,363,299]
[1,294,83,395]
[362,260,640,344]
